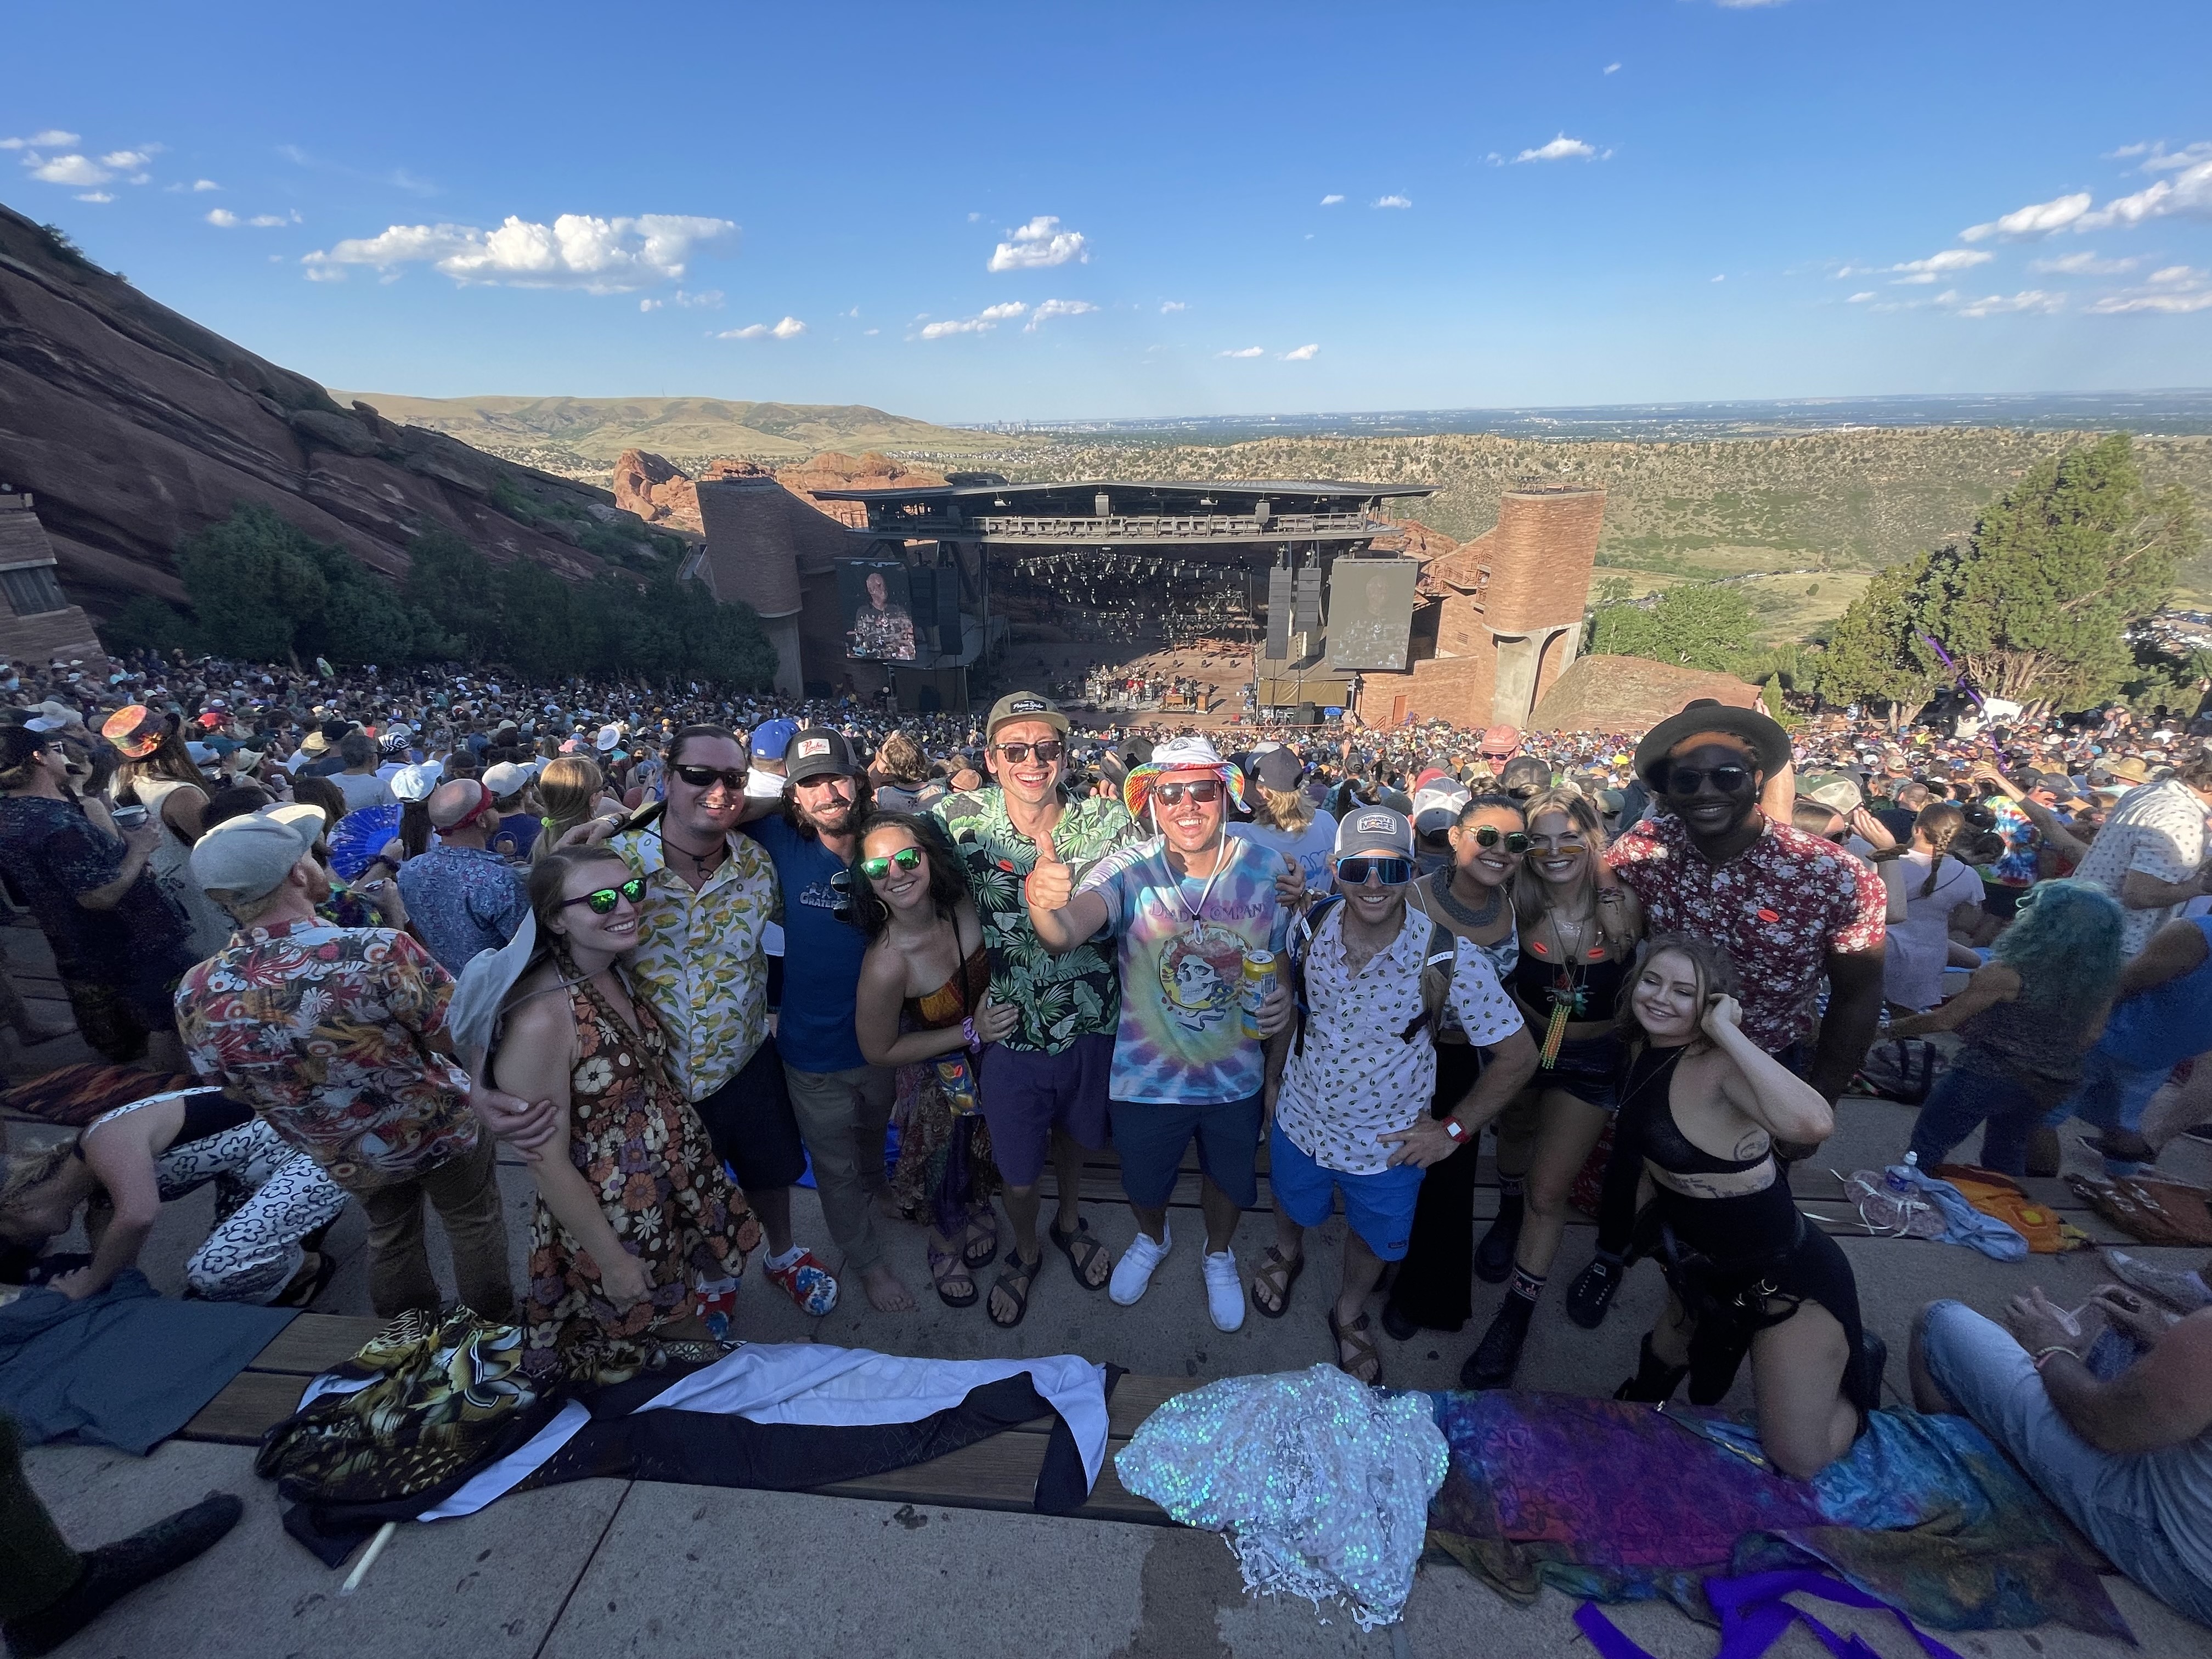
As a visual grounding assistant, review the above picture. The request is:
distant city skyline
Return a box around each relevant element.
[9,0,2210,423]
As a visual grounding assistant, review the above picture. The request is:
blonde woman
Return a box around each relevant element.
[1463,786,1643,1389]
[532,756,622,863]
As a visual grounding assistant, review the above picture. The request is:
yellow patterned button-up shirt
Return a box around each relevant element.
[608,822,781,1103]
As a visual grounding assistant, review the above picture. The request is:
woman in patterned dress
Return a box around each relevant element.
[492,848,759,1383]
[850,813,1019,1316]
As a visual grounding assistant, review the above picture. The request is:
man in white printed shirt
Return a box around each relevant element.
[1252,806,1537,1386]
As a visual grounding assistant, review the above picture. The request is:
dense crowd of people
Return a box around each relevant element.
[5,641,2212,1643]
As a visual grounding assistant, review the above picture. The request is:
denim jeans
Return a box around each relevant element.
[1921,1301,2212,1628]
[1906,1064,2049,1175]
[2056,1049,2173,1173]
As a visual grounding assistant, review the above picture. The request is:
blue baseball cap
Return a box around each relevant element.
[751,718,797,761]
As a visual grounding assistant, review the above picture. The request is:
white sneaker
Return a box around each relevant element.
[1110,1223,1171,1306]
[1203,1249,1244,1332]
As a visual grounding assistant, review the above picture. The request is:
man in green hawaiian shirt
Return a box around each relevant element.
[932,692,1142,1325]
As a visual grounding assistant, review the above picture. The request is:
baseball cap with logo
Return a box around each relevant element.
[1498,756,1552,799]
[1336,805,1415,860]
[785,726,861,785]
[986,691,1070,738]
[1410,781,1473,840]
[1797,772,1864,815]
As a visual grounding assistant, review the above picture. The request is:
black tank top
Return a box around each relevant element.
[1626,1046,1771,1176]
[1618,1043,1797,1266]
[1510,948,1629,1022]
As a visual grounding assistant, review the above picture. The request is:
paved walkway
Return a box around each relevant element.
[9,916,2212,1656]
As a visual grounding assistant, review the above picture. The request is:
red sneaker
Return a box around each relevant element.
[764,1249,839,1316]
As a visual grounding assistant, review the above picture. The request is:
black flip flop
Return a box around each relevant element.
[928,1242,978,1310]
[1048,1217,1112,1291]
[989,1248,1039,1329]
[275,1249,338,1310]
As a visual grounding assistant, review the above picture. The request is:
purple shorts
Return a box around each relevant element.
[978,1032,1114,1188]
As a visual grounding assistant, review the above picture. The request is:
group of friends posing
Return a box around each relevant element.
[12,684,2212,1635]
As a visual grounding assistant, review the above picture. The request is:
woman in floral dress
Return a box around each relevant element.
[491,848,759,1383]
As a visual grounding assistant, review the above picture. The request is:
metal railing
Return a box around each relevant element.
[966,511,1379,540]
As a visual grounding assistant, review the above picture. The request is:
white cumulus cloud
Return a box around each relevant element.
[25,153,110,186]
[1282,343,1319,360]
[1950,290,2063,318]
[100,149,154,170]
[987,216,1088,272]
[2030,251,2137,275]
[1160,300,1186,312]
[640,288,723,312]
[2075,156,2212,231]
[303,213,736,293]
[1219,346,1265,358]
[0,130,80,150]
[76,191,112,203]
[1961,192,2092,242]
[1888,249,1993,284]
[2089,290,2212,314]
[918,301,1031,338]
[206,208,240,227]
[1025,298,1097,331]
[1846,291,1875,302]
[1319,194,1344,206]
[249,212,297,227]
[718,315,806,340]
[977,301,1030,321]
[1515,134,1596,163]
[1374,194,1412,208]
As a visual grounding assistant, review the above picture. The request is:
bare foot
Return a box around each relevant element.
[872,1189,905,1223]
[863,1262,915,1313]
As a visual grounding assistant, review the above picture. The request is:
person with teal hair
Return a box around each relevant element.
[1894,878,2126,1174]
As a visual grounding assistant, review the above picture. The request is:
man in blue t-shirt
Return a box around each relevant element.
[740,726,908,1312]
[2067,914,2212,1175]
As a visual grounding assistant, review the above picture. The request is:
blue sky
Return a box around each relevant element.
[10,0,2211,422]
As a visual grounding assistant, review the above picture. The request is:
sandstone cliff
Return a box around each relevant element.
[610,447,944,535]
[0,204,642,614]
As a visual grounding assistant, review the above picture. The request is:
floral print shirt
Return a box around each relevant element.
[173,919,479,1193]
[607,822,780,1101]
[1606,811,1886,1054]
[932,786,1146,1053]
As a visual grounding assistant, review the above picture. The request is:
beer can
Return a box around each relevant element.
[1241,950,1278,1040]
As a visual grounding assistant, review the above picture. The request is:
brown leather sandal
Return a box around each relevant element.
[1328,1306,1384,1386]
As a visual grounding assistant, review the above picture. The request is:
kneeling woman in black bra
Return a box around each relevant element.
[1600,933,1883,1479]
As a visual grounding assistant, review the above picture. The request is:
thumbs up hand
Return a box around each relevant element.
[1025,844,1075,912]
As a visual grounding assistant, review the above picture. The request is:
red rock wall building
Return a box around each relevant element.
[0,493,108,672]
[1353,484,1603,730]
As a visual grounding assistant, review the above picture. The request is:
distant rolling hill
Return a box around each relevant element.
[331,393,1007,470]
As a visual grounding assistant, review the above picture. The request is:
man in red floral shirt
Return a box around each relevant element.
[1605,704,1887,1101]
[174,805,515,1321]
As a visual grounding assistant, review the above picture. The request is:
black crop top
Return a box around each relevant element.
[74,1088,252,1160]
[1618,1045,1771,1175]
[1509,947,1629,1023]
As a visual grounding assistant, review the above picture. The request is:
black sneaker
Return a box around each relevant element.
[2,1492,242,1658]
[1564,1254,1623,1330]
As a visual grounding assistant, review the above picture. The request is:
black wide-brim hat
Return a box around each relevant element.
[1633,702,1791,786]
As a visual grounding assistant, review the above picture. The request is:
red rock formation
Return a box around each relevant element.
[1529,654,1760,732]
[612,448,704,532]
[0,204,641,614]
[775,451,945,528]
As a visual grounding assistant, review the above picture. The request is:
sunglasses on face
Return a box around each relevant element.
[673,763,747,793]
[993,740,1063,765]
[562,876,647,914]
[1665,764,1753,794]
[860,847,924,881]
[1466,826,1531,853]
[1338,855,1413,887]
[1153,779,1222,805]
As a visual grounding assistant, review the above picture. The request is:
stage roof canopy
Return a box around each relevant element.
[811,477,1437,546]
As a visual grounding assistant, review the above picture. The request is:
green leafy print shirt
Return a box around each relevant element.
[933,787,1145,1053]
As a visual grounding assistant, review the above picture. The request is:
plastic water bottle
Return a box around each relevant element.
[1885,1151,1919,1193]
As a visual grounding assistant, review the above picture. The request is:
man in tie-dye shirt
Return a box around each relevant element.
[1027,736,1294,1335]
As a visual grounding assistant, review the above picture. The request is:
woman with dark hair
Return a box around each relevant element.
[1600,933,1881,1479]
[100,705,230,958]
[1896,877,2125,1173]
[1461,786,1643,1386]
[1881,802,1987,1014]
[851,812,1019,1316]
[1383,792,1528,1338]
[489,845,760,1381]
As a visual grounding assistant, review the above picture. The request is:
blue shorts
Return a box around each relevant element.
[1111,1091,1263,1210]
[1267,1125,1424,1261]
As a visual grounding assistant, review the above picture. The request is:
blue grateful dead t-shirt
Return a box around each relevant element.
[1080,835,1289,1105]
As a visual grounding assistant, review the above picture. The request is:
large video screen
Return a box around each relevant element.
[1325,558,1419,670]
[839,560,918,662]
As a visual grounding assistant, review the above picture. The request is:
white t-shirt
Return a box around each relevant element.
[1276,904,1524,1173]
[1227,811,1338,892]
[1882,851,1983,1012]
[2074,780,2210,957]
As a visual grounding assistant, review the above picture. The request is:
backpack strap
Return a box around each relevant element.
[1400,911,1458,1045]
[1288,894,1344,1058]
